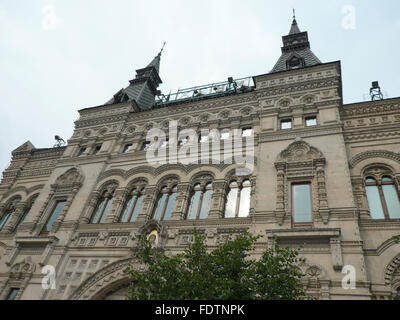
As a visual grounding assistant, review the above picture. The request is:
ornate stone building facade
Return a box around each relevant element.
[0,18,399,300]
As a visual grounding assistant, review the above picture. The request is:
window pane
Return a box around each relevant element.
[187,191,201,220]
[242,128,253,137]
[153,194,167,221]
[382,185,400,219]
[365,177,376,184]
[16,207,31,229]
[120,195,136,223]
[163,192,177,221]
[238,186,251,217]
[123,144,133,153]
[199,189,213,219]
[130,194,144,222]
[220,131,230,140]
[99,198,113,223]
[45,201,66,231]
[7,288,19,300]
[91,198,106,224]
[365,186,385,219]
[292,184,312,223]
[305,117,317,127]
[225,188,238,218]
[281,120,292,130]
[0,211,12,230]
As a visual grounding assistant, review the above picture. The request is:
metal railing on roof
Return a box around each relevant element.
[154,76,254,106]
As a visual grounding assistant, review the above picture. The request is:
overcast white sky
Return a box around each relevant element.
[1,0,399,177]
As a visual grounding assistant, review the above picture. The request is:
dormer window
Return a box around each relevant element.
[286,56,304,70]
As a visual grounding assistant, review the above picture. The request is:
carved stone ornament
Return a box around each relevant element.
[274,139,328,225]
[9,256,36,280]
[52,167,84,192]
[277,138,323,163]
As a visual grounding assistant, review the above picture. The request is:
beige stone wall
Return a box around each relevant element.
[0,62,399,300]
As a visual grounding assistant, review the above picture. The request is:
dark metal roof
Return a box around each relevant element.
[271,18,321,73]
[105,51,163,111]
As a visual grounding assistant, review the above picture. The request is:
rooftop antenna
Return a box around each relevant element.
[370,81,384,101]
[293,8,296,20]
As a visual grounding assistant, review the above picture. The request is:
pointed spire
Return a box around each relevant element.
[106,45,164,109]
[270,12,321,73]
[146,42,166,73]
[288,9,301,35]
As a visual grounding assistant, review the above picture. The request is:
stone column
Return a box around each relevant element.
[80,191,101,224]
[316,163,330,224]
[208,180,227,219]
[274,162,286,225]
[2,201,27,233]
[136,187,158,223]
[249,177,257,218]
[105,188,127,223]
[170,183,190,221]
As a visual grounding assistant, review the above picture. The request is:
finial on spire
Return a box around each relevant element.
[158,42,166,56]
[293,8,296,20]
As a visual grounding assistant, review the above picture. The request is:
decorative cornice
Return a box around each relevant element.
[349,150,400,168]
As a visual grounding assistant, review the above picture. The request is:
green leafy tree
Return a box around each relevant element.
[127,231,308,300]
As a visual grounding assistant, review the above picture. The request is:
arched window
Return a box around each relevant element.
[187,182,213,220]
[0,201,17,231]
[224,180,251,218]
[365,175,400,219]
[153,186,177,221]
[15,195,38,230]
[90,190,115,224]
[120,188,145,223]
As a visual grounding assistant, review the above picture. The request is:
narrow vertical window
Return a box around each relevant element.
[15,196,38,230]
[77,147,86,157]
[120,188,145,223]
[6,288,19,300]
[365,177,386,219]
[0,207,14,231]
[44,200,66,232]
[90,191,114,224]
[153,186,177,221]
[381,177,400,219]
[187,183,213,220]
[292,184,312,223]
[224,180,251,218]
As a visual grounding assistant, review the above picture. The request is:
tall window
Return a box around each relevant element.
[225,180,251,218]
[187,183,213,220]
[43,200,66,232]
[153,186,177,221]
[120,188,145,223]
[0,203,15,231]
[292,183,312,224]
[365,176,400,219]
[90,191,115,224]
[6,288,19,300]
[15,195,38,230]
